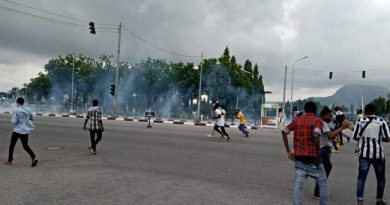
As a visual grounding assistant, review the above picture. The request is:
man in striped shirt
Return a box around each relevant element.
[83,99,104,155]
[352,103,390,205]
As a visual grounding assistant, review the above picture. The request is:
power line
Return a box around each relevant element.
[122,26,202,58]
[1,0,117,27]
[0,4,118,32]
[0,1,202,58]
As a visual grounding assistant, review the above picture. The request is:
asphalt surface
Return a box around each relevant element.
[0,114,389,205]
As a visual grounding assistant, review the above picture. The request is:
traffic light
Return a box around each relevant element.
[110,84,115,96]
[362,70,366,78]
[89,22,96,34]
[329,72,333,79]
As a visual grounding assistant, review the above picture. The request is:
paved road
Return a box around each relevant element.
[0,114,389,205]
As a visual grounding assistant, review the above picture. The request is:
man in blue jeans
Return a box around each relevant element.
[282,101,328,205]
[352,104,389,205]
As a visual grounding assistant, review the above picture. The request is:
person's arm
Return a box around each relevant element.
[312,132,320,154]
[282,132,294,160]
[83,119,88,130]
[381,121,390,143]
[312,118,323,163]
[282,120,295,160]
[98,110,104,131]
[329,120,350,139]
[83,112,89,130]
[11,111,17,125]
[352,121,361,141]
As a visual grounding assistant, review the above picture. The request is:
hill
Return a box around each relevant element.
[311,84,389,109]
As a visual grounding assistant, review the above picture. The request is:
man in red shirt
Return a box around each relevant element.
[282,101,328,205]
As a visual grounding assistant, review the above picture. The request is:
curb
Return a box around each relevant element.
[1,111,259,129]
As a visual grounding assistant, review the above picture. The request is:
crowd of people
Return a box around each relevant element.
[282,101,390,205]
[4,97,389,205]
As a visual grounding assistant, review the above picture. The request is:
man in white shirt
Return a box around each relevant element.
[212,103,230,141]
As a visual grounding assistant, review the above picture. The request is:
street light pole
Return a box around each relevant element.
[196,52,204,122]
[282,65,287,111]
[290,56,308,117]
[71,58,75,114]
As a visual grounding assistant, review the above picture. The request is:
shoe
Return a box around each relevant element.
[245,131,250,138]
[340,142,344,146]
[312,196,320,200]
[5,161,12,165]
[376,200,386,205]
[31,158,38,167]
[207,134,213,138]
[93,148,97,155]
[220,134,225,139]
[226,136,231,141]
[88,147,95,155]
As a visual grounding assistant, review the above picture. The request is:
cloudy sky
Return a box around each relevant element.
[1,0,390,101]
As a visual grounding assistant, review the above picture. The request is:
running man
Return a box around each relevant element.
[234,108,249,137]
[353,104,389,205]
[212,103,230,141]
[83,99,104,155]
[5,97,38,167]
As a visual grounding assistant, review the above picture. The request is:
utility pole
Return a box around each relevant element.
[196,52,204,122]
[113,22,122,117]
[282,65,287,111]
[71,58,75,114]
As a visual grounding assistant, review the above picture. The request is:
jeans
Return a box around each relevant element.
[314,147,333,197]
[238,124,246,135]
[357,157,386,201]
[89,130,103,150]
[294,160,328,205]
[8,132,36,162]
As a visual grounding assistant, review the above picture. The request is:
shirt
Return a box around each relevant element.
[352,115,390,159]
[283,113,323,157]
[319,121,332,148]
[12,105,34,134]
[236,111,246,124]
[215,108,226,127]
[87,106,103,130]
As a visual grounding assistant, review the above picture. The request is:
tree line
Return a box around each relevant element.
[0,47,265,120]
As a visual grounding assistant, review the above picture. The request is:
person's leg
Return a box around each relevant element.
[19,134,36,160]
[89,130,96,149]
[220,126,228,137]
[332,140,338,151]
[322,148,333,177]
[311,164,329,205]
[357,157,371,202]
[372,159,386,202]
[238,124,246,135]
[339,132,344,144]
[7,132,20,162]
[94,130,103,149]
[213,125,222,135]
[314,148,333,197]
[293,161,308,205]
